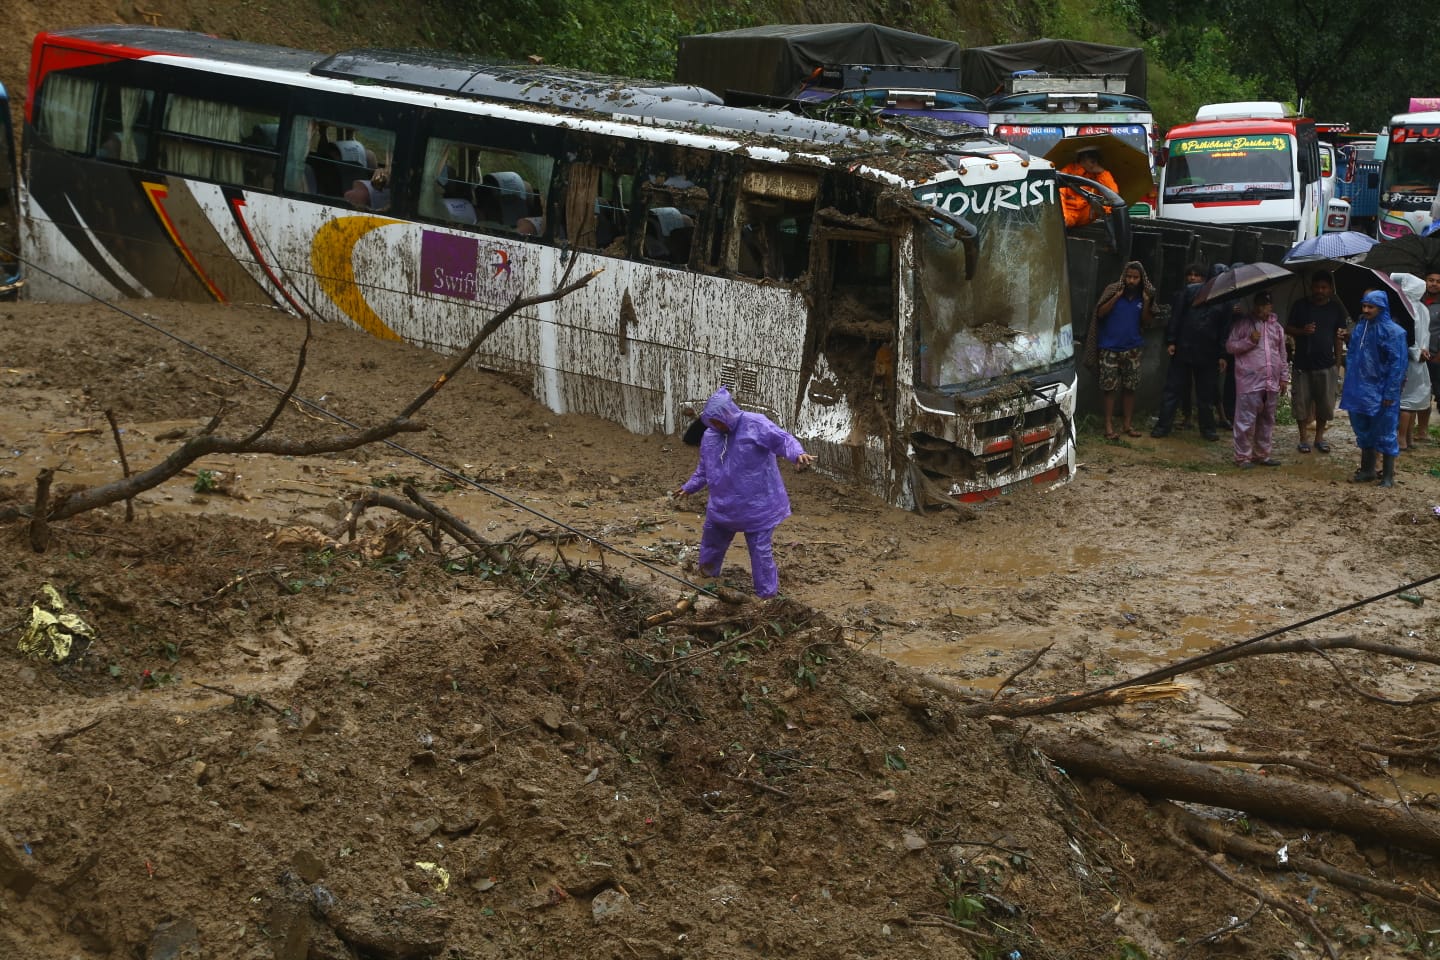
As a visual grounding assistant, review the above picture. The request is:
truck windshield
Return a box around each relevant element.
[1379,136,1440,208]
[910,172,1071,389]
[1162,134,1294,201]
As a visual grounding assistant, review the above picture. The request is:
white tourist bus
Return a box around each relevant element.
[19,26,1081,509]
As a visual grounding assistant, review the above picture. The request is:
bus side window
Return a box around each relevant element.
[563,163,632,252]
[285,117,395,205]
[96,86,154,164]
[639,175,705,268]
[36,74,98,154]
[159,94,279,190]
[735,195,812,281]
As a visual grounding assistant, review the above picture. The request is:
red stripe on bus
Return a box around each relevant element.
[1191,200,1262,207]
[142,181,226,303]
[229,196,309,318]
[27,33,169,124]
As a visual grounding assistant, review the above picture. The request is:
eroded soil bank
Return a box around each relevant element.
[3,299,1440,959]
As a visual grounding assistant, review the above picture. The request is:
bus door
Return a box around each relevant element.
[0,80,21,298]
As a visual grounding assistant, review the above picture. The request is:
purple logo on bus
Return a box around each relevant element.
[421,230,480,300]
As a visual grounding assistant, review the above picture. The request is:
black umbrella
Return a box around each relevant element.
[1191,262,1295,307]
[1359,234,1440,277]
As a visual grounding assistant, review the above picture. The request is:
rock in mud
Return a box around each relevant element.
[291,848,325,883]
[146,917,200,960]
[591,887,630,922]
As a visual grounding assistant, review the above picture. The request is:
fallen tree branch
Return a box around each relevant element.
[0,271,602,538]
[1023,730,1440,856]
[1162,800,1440,913]
[991,642,1053,700]
[970,635,1440,719]
[192,681,288,717]
[1185,750,1381,800]
[1155,803,1338,960]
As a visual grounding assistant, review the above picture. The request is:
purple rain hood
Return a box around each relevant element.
[680,387,805,530]
[1340,290,1408,415]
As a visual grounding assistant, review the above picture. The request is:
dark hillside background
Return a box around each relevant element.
[4,0,1433,144]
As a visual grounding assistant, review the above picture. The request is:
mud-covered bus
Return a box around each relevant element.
[1375,109,1440,239]
[18,26,1080,510]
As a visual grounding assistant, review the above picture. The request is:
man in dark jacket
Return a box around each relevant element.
[1285,270,1350,453]
[1151,262,1224,440]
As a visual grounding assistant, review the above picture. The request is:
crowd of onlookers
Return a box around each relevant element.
[1086,262,1440,489]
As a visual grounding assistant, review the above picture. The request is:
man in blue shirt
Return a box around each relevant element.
[1091,261,1155,439]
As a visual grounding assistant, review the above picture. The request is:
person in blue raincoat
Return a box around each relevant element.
[1339,290,1409,487]
[673,387,815,598]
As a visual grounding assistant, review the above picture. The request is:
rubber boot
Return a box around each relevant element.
[1377,454,1396,488]
[1351,449,1377,483]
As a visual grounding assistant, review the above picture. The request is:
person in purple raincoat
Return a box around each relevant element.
[1225,290,1289,467]
[672,387,815,598]
[1340,289,1409,487]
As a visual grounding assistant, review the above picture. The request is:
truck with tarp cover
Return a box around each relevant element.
[962,39,1156,209]
[675,23,986,130]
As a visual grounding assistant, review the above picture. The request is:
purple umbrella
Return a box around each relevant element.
[1283,230,1378,263]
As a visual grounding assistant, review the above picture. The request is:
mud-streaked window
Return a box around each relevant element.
[564,162,635,253]
[733,170,817,281]
[158,95,279,190]
[418,138,553,237]
[829,238,895,325]
[284,117,396,208]
[639,174,706,267]
[36,74,97,154]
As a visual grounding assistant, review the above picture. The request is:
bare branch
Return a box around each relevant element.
[990,642,1053,701]
[103,409,135,521]
[238,315,312,446]
[399,268,602,419]
[29,468,54,552]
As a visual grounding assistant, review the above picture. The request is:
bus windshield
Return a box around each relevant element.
[994,123,1148,159]
[1379,137,1440,207]
[911,172,1071,389]
[1163,134,1294,201]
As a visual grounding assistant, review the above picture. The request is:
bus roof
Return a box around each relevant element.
[1388,111,1440,126]
[1165,117,1312,139]
[34,25,1033,186]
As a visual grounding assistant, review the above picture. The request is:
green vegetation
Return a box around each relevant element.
[420,0,1416,131]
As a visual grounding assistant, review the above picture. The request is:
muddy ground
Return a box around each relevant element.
[1,298,1440,959]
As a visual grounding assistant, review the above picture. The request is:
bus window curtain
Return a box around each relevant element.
[38,75,96,154]
[163,95,244,183]
[566,163,601,248]
[119,87,146,163]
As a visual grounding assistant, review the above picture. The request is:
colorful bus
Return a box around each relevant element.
[1157,102,1327,240]
[19,26,1079,510]
[1375,109,1440,239]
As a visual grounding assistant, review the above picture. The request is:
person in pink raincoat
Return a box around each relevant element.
[1225,290,1290,467]
[673,387,815,598]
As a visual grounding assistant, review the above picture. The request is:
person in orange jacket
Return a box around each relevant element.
[1059,147,1119,228]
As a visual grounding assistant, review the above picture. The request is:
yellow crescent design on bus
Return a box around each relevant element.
[311,215,403,341]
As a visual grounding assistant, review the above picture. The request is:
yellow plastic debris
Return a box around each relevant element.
[413,862,450,893]
[19,584,95,663]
